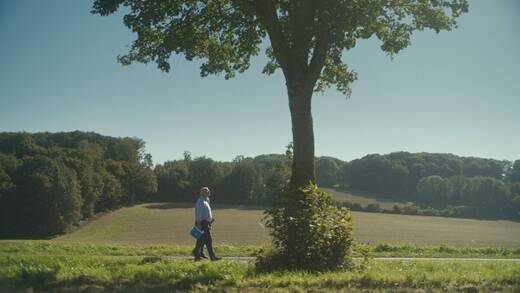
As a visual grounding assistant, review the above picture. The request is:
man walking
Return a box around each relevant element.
[192,187,220,261]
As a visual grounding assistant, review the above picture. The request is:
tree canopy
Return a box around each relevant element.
[92,0,468,192]
[92,0,468,95]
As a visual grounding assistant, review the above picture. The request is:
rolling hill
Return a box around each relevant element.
[55,203,520,247]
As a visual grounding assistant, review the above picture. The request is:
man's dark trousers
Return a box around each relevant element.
[194,220,216,259]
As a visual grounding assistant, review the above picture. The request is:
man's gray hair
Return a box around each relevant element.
[200,187,210,195]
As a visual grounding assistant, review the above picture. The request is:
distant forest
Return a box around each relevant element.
[0,132,157,239]
[1,131,519,238]
[155,151,520,221]
[331,153,520,220]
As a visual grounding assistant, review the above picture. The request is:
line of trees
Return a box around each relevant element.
[315,152,520,220]
[0,132,157,238]
[415,175,520,219]
[154,151,520,220]
[153,153,291,205]
[2,131,519,239]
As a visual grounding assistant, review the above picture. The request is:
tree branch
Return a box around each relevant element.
[252,0,291,75]
[288,0,315,68]
[305,25,330,90]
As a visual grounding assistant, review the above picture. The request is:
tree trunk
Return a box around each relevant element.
[287,83,316,190]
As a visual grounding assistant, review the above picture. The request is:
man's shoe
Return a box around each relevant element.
[194,256,202,262]
[200,254,208,259]
[192,248,203,261]
[210,256,221,261]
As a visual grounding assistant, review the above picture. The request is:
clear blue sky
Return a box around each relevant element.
[1,0,519,164]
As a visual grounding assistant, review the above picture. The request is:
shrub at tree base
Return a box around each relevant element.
[257,183,354,272]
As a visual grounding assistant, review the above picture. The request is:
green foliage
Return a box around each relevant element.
[0,131,157,239]
[219,158,261,204]
[0,167,14,200]
[154,161,191,201]
[511,183,520,197]
[153,151,519,220]
[258,183,354,271]
[14,156,82,237]
[154,153,290,204]
[337,152,519,220]
[188,156,225,195]
[507,160,520,182]
[415,175,518,219]
[315,156,343,187]
[92,0,467,97]
[260,160,291,205]
[126,162,158,202]
[92,0,263,79]
[345,152,509,197]
[96,172,123,211]
[417,175,449,205]
[63,149,104,218]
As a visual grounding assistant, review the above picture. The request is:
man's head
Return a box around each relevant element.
[200,187,210,198]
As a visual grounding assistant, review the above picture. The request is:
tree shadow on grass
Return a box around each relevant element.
[1,255,238,292]
[38,273,233,292]
[145,202,265,211]
[0,280,18,293]
[0,269,60,293]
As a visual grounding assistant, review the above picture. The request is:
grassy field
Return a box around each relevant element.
[322,187,412,209]
[55,203,520,247]
[56,203,271,246]
[1,250,519,292]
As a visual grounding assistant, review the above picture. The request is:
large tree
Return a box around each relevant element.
[92,0,468,191]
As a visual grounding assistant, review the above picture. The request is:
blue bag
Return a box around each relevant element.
[190,226,203,239]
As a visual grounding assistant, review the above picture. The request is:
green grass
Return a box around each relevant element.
[367,243,520,258]
[2,241,519,259]
[322,187,412,209]
[0,240,257,257]
[56,203,270,246]
[1,252,519,292]
[1,241,519,291]
[55,202,520,247]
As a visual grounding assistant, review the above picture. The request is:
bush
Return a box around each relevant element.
[402,205,418,215]
[256,183,354,271]
[365,203,380,212]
